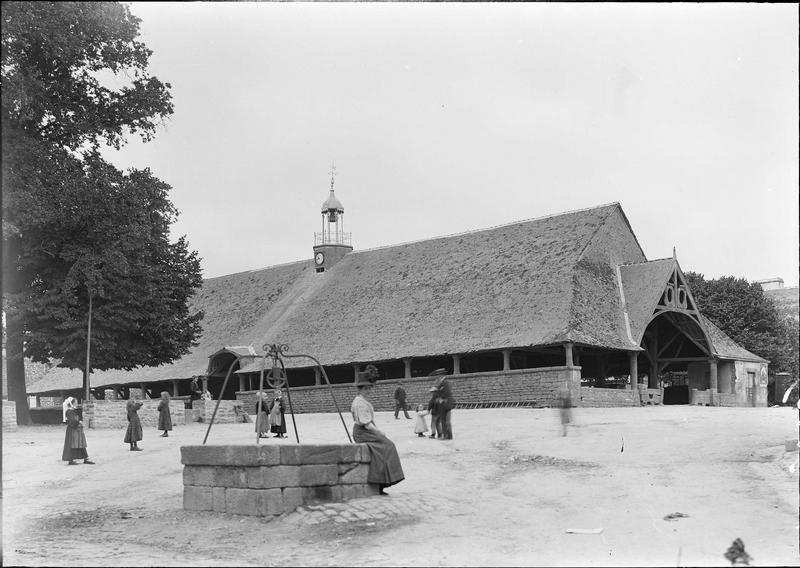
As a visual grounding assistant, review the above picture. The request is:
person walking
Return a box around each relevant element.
[557,384,573,437]
[413,404,429,437]
[351,365,405,495]
[62,397,94,465]
[394,385,411,419]
[157,391,173,437]
[255,392,270,439]
[124,396,144,451]
[269,390,287,438]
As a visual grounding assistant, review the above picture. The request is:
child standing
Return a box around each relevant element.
[413,404,429,437]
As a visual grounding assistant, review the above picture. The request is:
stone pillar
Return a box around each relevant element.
[709,358,718,406]
[239,375,246,392]
[172,380,180,397]
[629,352,639,391]
[403,358,412,379]
[502,349,511,371]
[353,364,359,382]
[452,355,461,375]
[140,383,147,398]
[314,367,321,386]
[202,377,208,394]
[564,342,574,367]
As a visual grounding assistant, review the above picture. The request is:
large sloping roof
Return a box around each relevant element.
[28,202,727,394]
[620,258,676,344]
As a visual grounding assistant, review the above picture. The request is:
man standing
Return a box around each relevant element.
[394,385,411,419]
[429,369,454,440]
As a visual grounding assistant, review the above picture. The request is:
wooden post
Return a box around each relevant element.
[140,383,147,399]
[403,358,412,379]
[564,342,574,367]
[239,375,245,392]
[202,377,208,395]
[172,380,179,397]
[452,355,461,375]
[629,352,639,395]
[353,364,359,382]
[314,367,321,386]
[709,358,718,406]
[502,349,511,371]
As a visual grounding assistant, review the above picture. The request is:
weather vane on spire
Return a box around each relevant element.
[328,162,337,190]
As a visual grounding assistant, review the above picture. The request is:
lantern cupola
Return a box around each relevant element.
[313,165,353,273]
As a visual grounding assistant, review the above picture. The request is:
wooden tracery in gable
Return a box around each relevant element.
[640,263,716,378]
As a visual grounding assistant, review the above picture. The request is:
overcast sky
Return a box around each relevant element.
[106,2,798,286]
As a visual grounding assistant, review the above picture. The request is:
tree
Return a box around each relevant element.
[2,2,202,424]
[684,272,798,382]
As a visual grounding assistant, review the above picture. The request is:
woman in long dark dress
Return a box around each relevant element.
[158,391,173,437]
[255,392,270,439]
[350,365,405,495]
[62,397,94,465]
[124,397,144,451]
[269,390,287,438]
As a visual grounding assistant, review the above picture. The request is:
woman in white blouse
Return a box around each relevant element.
[350,365,405,495]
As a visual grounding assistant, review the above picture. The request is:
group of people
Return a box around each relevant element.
[411,371,455,440]
[254,390,287,438]
[61,389,174,464]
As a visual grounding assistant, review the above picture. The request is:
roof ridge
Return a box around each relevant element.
[352,202,622,256]
[619,257,674,268]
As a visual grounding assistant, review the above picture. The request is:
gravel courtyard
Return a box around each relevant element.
[3,405,798,567]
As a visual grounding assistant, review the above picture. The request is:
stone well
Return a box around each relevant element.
[181,444,379,517]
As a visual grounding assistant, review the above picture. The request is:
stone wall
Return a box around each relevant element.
[237,367,582,414]
[578,387,639,407]
[181,444,378,517]
[84,399,186,429]
[3,400,17,431]
[191,399,248,424]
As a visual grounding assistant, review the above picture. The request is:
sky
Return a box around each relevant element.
[104,2,799,286]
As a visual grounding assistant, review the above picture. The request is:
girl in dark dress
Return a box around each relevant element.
[158,391,173,437]
[350,365,404,495]
[269,390,287,438]
[62,397,94,465]
[124,398,144,451]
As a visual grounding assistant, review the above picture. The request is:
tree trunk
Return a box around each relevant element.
[5,316,32,425]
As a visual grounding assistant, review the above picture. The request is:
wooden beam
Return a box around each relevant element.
[663,313,710,355]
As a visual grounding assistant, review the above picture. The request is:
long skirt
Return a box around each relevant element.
[270,409,286,434]
[124,415,143,443]
[352,424,405,488]
[255,411,270,436]
[158,408,173,431]
[62,425,88,461]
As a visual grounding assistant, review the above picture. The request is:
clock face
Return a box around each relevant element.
[314,252,324,265]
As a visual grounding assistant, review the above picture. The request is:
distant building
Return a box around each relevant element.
[27,182,768,408]
[757,277,799,323]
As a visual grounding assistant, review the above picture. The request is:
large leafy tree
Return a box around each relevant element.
[2,2,203,424]
[684,272,799,386]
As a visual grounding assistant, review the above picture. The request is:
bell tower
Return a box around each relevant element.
[313,164,353,273]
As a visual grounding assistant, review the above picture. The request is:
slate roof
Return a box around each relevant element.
[620,258,677,344]
[25,202,763,394]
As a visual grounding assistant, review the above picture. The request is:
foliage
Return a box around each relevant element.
[2,2,202,421]
[684,272,798,378]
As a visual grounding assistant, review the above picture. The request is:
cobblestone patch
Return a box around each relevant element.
[280,494,439,527]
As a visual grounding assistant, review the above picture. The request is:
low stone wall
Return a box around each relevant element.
[84,399,186,429]
[181,444,377,517]
[3,400,17,431]
[191,399,247,424]
[578,387,639,407]
[237,366,582,414]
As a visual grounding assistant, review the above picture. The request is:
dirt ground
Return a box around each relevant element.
[2,405,799,567]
